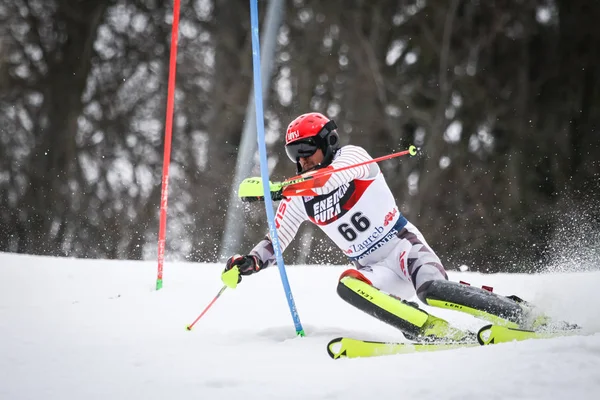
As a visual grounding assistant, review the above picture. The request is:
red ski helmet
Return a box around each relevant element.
[284,112,340,171]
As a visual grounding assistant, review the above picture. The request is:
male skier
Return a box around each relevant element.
[222,112,553,341]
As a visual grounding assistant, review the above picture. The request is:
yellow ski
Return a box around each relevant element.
[477,324,582,345]
[326,337,479,359]
[327,323,583,359]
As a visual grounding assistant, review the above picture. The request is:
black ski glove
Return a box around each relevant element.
[225,254,263,276]
[221,254,264,289]
[271,188,284,201]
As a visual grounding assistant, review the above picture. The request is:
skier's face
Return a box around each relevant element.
[298,148,324,172]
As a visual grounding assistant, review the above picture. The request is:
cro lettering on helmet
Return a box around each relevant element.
[286,130,300,142]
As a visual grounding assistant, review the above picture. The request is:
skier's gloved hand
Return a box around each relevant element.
[228,254,262,275]
[221,254,263,289]
[271,187,284,201]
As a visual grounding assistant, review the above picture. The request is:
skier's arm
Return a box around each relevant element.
[300,145,379,196]
[249,196,307,268]
[222,196,307,288]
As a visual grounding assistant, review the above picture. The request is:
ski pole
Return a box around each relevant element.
[289,145,417,183]
[282,145,418,195]
[238,145,418,201]
[186,285,227,331]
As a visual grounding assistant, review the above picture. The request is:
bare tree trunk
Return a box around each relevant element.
[19,2,110,255]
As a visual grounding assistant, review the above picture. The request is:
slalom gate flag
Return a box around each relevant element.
[249,0,305,336]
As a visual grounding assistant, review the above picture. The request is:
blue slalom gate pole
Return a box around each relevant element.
[249,0,305,336]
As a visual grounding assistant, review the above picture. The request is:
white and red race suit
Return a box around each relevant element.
[249,145,447,299]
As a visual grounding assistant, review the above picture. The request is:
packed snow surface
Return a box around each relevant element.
[1,252,599,399]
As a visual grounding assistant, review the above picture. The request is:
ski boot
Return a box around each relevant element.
[505,295,581,332]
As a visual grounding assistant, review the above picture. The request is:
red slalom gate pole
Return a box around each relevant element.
[156,0,181,290]
[186,286,228,331]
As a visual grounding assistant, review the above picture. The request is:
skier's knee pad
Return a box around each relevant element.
[336,269,374,312]
[338,268,372,285]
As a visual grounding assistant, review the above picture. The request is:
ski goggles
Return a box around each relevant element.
[285,138,320,162]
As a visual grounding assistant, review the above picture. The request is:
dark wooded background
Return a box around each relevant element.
[1,0,598,272]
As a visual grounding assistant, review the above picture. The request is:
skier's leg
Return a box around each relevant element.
[336,267,453,340]
[336,237,469,341]
[419,281,580,330]
[417,280,526,327]
[392,223,449,299]
[385,223,523,327]
[394,224,528,327]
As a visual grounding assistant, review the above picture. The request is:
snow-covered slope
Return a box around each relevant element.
[1,252,599,400]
